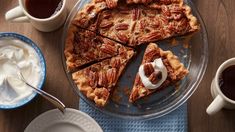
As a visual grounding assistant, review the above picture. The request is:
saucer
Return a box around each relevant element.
[25,108,103,132]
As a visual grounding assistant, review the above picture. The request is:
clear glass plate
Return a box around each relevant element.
[61,0,208,120]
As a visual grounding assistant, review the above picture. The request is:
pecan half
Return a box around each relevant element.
[176,18,189,33]
[132,8,140,20]
[116,32,129,43]
[161,5,171,17]
[139,19,147,30]
[111,58,121,68]
[138,32,162,43]
[98,71,108,87]
[145,50,160,62]
[106,68,117,86]
[115,23,129,30]
[102,10,112,19]
[149,71,162,84]
[84,51,95,60]
[100,21,114,29]
[88,71,98,88]
[100,43,117,55]
[103,39,115,46]
[143,63,154,77]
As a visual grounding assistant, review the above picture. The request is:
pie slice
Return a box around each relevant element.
[72,0,199,47]
[72,48,135,106]
[64,25,133,71]
[129,43,188,102]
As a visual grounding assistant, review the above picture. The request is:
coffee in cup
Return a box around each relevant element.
[5,0,67,32]
[219,65,235,101]
[207,58,235,115]
[25,0,63,19]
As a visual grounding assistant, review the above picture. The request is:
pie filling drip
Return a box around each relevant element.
[139,58,168,89]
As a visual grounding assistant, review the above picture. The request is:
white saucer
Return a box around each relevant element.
[25,108,103,132]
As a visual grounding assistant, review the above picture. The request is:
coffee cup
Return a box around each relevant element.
[5,0,67,32]
[206,58,235,115]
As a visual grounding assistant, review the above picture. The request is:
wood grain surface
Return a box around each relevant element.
[0,0,235,132]
[189,0,235,132]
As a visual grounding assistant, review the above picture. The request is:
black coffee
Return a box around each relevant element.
[219,65,235,101]
[25,0,62,19]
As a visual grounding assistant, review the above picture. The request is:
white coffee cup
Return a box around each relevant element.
[206,58,235,115]
[5,0,67,32]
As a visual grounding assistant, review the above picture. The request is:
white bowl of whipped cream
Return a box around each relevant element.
[0,32,46,109]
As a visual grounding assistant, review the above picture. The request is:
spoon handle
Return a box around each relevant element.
[25,82,66,113]
[6,59,66,113]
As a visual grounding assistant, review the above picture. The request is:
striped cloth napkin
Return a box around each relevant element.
[79,100,187,132]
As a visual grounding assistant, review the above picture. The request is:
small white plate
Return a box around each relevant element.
[25,108,103,132]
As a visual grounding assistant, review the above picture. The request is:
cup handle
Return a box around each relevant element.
[206,95,225,115]
[5,6,29,22]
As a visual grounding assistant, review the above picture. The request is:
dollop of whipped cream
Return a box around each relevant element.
[0,39,42,105]
[139,58,168,89]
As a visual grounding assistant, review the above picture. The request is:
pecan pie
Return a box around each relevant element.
[72,48,134,106]
[72,0,199,47]
[64,0,199,107]
[129,43,188,102]
[64,25,133,71]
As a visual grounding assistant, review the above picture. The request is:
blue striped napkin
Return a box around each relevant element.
[79,100,187,132]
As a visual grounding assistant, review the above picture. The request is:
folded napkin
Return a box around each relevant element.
[79,100,187,132]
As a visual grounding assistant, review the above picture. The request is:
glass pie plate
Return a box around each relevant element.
[61,0,208,119]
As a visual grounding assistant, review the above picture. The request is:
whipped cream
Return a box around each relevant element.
[139,58,168,89]
[0,39,42,105]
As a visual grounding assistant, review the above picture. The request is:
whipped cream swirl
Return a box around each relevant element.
[139,58,168,89]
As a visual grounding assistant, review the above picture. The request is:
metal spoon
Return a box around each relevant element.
[6,59,66,113]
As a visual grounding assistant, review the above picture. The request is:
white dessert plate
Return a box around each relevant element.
[25,108,103,132]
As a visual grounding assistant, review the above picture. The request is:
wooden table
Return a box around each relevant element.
[0,0,235,132]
